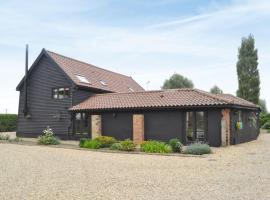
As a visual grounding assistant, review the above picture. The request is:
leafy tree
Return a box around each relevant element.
[210,85,223,94]
[236,34,260,104]
[258,99,267,114]
[162,73,194,89]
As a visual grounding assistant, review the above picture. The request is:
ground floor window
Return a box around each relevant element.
[74,112,89,136]
[186,111,207,142]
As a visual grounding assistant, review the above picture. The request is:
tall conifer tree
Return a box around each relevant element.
[236,34,260,104]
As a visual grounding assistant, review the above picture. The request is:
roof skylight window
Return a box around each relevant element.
[100,80,107,86]
[128,87,134,92]
[76,75,90,84]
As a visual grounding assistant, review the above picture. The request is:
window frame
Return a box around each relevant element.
[73,112,90,136]
[52,87,71,100]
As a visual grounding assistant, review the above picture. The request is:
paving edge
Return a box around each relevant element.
[0,140,209,158]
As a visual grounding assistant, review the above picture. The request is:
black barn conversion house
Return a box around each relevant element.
[16,48,260,147]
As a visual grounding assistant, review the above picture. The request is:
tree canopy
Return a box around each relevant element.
[210,85,223,94]
[236,34,260,104]
[162,73,194,89]
[258,99,268,114]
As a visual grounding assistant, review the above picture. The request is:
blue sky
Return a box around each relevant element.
[0,0,269,113]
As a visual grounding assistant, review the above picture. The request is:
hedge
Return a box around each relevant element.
[0,114,17,132]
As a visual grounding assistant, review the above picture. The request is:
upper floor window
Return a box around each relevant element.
[52,88,70,99]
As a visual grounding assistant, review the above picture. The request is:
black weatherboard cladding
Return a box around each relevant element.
[144,111,184,142]
[207,110,222,147]
[17,55,73,136]
[101,112,133,140]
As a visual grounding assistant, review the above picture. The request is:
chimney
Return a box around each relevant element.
[23,44,29,116]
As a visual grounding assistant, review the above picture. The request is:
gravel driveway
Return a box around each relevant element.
[1,133,270,200]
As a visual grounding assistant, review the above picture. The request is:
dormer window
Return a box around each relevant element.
[100,80,107,86]
[52,88,70,99]
[128,87,134,92]
[76,75,90,84]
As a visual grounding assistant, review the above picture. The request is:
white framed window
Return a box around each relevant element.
[100,80,107,86]
[52,88,70,99]
[76,75,90,84]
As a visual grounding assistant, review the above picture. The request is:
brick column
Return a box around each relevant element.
[133,114,144,144]
[91,115,101,139]
[221,109,231,146]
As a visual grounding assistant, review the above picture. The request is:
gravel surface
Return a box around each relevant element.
[1,133,270,200]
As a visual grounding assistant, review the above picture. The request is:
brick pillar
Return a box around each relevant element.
[221,109,231,146]
[133,114,144,144]
[91,115,101,139]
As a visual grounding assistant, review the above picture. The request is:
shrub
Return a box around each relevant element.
[267,129,270,133]
[93,136,117,147]
[169,138,183,153]
[184,142,212,155]
[110,142,122,150]
[83,140,102,149]
[262,121,270,129]
[9,137,22,142]
[141,140,172,154]
[260,113,270,128]
[79,138,88,147]
[0,114,17,132]
[37,127,60,145]
[0,134,10,140]
[119,139,136,151]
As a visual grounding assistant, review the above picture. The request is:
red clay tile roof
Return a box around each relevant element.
[70,88,259,111]
[46,50,144,93]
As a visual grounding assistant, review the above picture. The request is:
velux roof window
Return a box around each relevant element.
[76,75,90,84]
[128,87,134,92]
[100,80,107,86]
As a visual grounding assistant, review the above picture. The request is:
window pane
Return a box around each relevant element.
[196,112,205,139]
[75,113,81,120]
[53,89,58,99]
[238,111,242,122]
[186,112,193,141]
[58,88,64,99]
[64,88,70,98]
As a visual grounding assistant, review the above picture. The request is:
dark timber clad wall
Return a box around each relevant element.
[230,109,259,145]
[72,89,94,106]
[17,55,73,136]
[101,112,133,140]
[207,110,222,147]
[144,111,184,142]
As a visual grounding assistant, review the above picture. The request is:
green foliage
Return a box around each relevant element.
[0,114,17,132]
[93,136,117,148]
[83,140,102,149]
[37,127,60,145]
[162,73,194,89]
[210,85,223,94]
[110,140,136,151]
[260,113,270,128]
[110,142,122,150]
[169,138,183,152]
[184,142,212,155]
[9,137,22,142]
[258,99,267,114]
[119,139,136,151]
[79,138,88,147]
[141,140,172,154]
[262,121,270,129]
[267,129,270,133]
[236,34,260,104]
[0,134,10,140]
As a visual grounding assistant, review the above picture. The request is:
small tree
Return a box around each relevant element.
[236,34,260,104]
[210,85,223,94]
[162,73,194,89]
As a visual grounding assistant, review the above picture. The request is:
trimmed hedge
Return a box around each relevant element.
[0,114,17,132]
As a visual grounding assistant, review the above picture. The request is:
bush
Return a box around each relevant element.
[37,127,60,145]
[262,121,270,129]
[267,129,270,133]
[0,114,17,132]
[119,139,136,151]
[93,136,117,147]
[110,142,122,150]
[184,142,212,155]
[79,138,88,147]
[109,140,136,151]
[141,140,172,154]
[83,140,102,149]
[169,138,183,152]
[0,134,10,140]
[260,113,270,128]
